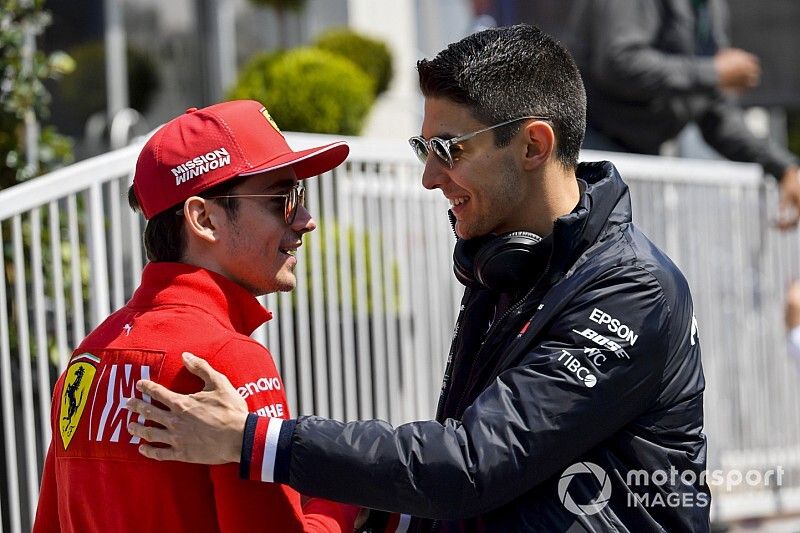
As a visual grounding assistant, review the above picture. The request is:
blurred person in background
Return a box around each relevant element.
[573,0,800,228]
[33,100,358,532]
[785,281,800,367]
[127,25,709,532]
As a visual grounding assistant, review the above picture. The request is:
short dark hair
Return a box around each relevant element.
[417,24,586,168]
[128,177,246,262]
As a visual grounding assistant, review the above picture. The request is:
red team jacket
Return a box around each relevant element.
[33,262,357,532]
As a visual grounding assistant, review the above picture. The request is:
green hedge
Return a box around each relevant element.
[227,50,284,102]
[313,28,393,96]
[228,47,374,135]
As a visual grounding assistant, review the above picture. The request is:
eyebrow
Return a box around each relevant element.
[423,131,457,141]
[261,179,296,194]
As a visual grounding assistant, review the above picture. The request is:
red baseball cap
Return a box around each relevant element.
[133,100,349,219]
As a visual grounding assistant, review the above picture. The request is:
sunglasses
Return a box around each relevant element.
[408,115,550,169]
[207,183,306,225]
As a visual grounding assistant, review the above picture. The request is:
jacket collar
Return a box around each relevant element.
[450,162,633,405]
[128,262,272,336]
[546,160,630,282]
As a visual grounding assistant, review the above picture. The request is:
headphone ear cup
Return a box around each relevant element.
[453,235,495,288]
[473,232,545,291]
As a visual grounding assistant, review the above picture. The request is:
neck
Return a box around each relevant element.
[182,243,245,293]
[525,161,580,236]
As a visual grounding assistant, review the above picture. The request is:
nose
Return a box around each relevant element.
[421,157,449,191]
[292,205,317,234]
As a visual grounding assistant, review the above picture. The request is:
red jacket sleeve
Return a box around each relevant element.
[32,442,61,532]
[33,380,62,533]
[207,338,358,533]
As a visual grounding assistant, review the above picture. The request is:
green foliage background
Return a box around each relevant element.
[313,28,393,96]
[0,0,73,188]
[229,47,375,135]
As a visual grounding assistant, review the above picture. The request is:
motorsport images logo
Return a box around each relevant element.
[558,462,612,515]
[558,462,782,514]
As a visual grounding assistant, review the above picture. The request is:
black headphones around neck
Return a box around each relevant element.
[453,230,552,292]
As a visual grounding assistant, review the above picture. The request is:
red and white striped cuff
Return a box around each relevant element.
[242,415,286,482]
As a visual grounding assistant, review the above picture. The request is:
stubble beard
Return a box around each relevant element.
[465,155,520,238]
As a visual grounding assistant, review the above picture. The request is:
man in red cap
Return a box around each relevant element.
[33,100,357,532]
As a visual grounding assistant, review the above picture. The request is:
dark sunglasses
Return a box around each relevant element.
[408,115,550,169]
[207,183,306,225]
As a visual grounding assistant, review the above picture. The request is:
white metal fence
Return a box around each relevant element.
[0,134,797,531]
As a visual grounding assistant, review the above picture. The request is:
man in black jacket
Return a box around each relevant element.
[126,24,710,532]
[574,0,800,229]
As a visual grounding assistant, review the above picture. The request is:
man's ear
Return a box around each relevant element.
[521,120,556,170]
[183,196,219,244]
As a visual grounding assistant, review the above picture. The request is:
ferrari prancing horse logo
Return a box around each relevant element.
[259,106,281,133]
[59,353,100,450]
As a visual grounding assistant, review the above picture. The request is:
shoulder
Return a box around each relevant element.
[207,337,289,417]
[622,225,694,320]
[590,222,691,306]
[564,226,696,359]
[206,336,279,380]
[548,250,674,361]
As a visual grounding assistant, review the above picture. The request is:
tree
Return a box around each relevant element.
[0,0,73,189]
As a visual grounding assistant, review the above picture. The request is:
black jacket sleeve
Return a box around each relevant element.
[265,266,673,519]
[697,97,798,179]
[586,0,798,177]
[588,0,719,100]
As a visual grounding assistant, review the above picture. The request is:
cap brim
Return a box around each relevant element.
[238,141,349,180]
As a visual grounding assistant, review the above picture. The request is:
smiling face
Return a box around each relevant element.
[420,97,535,240]
[209,168,316,296]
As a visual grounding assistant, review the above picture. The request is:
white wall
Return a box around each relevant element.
[347,0,423,139]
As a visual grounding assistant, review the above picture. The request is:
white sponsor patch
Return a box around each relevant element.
[572,327,630,359]
[558,350,597,388]
[582,347,607,367]
[255,403,285,418]
[589,308,639,345]
[91,364,152,444]
[171,147,231,186]
[237,376,283,399]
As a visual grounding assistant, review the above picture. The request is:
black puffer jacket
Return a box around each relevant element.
[264,161,710,532]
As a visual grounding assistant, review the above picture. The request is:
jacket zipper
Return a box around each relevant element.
[450,258,551,419]
[435,210,470,422]
[430,214,553,532]
[430,255,554,532]
[428,271,549,533]
[434,292,471,421]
